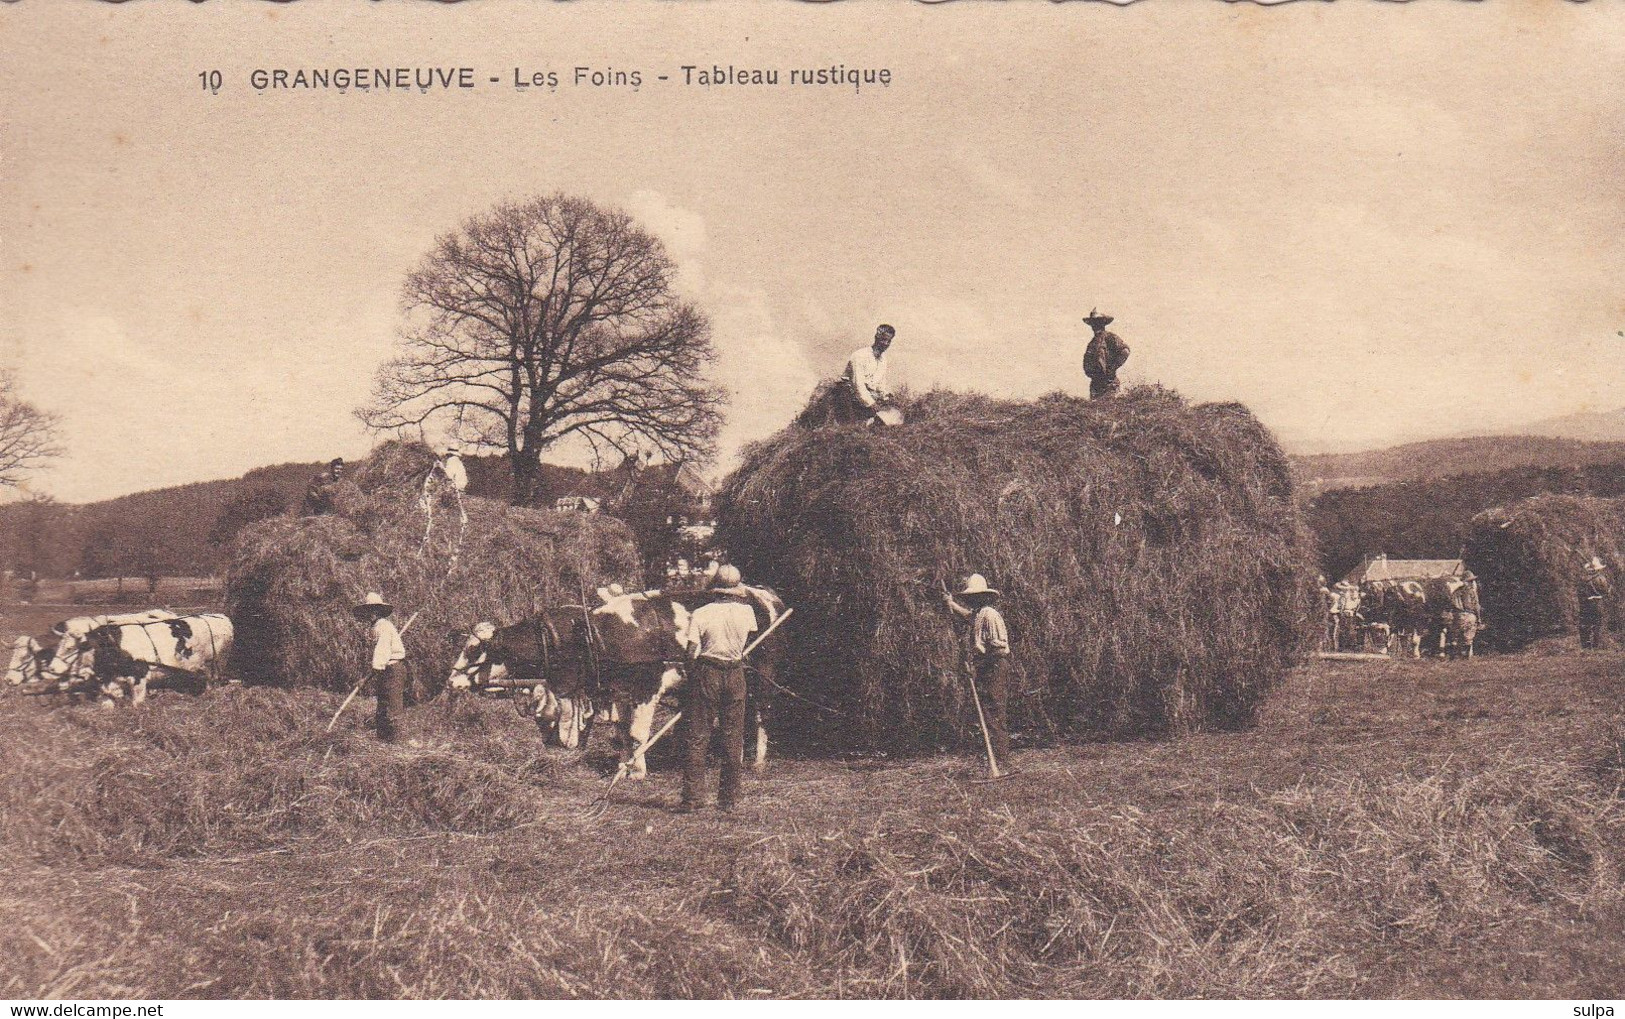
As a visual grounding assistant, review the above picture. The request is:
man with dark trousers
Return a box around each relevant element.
[354,591,407,742]
[943,572,1013,769]
[1578,557,1612,650]
[680,565,758,812]
[1083,309,1130,399]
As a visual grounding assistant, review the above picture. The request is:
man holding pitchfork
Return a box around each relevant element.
[943,573,1013,774]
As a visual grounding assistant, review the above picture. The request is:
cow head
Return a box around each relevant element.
[446,621,498,691]
[5,635,49,686]
[43,619,97,681]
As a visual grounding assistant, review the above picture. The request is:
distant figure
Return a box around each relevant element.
[943,573,1012,770]
[1316,575,1335,652]
[1445,571,1481,659]
[838,324,897,426]
[1578,557,1611,650]
[440,446,468,494]
[1082,309,1130,399]
[302,458,345,516]
[353,592,407,742]
[1333,579,1361,651]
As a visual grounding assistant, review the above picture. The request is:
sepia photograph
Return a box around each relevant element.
[2,0,1623,1004]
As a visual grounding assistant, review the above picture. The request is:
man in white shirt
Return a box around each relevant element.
[943,573,1013,769]
[440,446,469,493]
[354,592,407,742]
[680,565,758,812]
[839,324,895,424]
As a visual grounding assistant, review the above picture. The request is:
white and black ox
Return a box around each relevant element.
[8,610,176,687]
[39,610,233,705]
[448,585,787,778]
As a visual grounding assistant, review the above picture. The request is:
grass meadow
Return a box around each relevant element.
[1,640,1623,998]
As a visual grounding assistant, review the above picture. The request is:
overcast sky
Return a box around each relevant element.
[3,2,1623,503]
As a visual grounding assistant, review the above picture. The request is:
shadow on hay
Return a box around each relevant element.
[718,385,1317,753]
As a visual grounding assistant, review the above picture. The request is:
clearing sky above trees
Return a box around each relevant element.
[2,3,1622,502]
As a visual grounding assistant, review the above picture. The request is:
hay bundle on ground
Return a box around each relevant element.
[226,441,641,691]
[717,386,1316,751]
[1464,494,1625,651]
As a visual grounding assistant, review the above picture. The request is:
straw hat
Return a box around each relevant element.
[595,582,626,603]
[1585,556,1607,573]
[957,573,1000,597]
[1083,308,1114,328]
[711,564,749,598]
[352,591,393,618]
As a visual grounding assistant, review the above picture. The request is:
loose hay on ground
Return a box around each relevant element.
[718,386,1317,750]
[226,440,642,692]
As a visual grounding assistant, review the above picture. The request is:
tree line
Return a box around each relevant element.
[1309,461,1625,579]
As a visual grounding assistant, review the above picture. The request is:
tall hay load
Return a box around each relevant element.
[225,441,641,691]
[1463,494,1625,651]
[717,386,1316,752]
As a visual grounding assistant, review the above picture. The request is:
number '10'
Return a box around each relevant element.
[198,70,222,94]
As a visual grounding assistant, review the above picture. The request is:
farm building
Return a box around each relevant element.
[1342,555,1474,587]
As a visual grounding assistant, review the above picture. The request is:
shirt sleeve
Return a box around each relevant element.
[1109,334,1130,370]
[372,620,404,669]
[847,351,880,408]
[975,608,1010,655]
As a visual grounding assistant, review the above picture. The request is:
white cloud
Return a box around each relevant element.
[624,191,821,476]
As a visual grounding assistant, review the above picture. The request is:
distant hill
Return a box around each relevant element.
[1514,407,1625,444]
[0,453,707,580]
[1308,460,1625,578]
[1294,435,1625,493]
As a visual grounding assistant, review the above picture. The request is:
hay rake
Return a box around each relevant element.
[580,710,683,820]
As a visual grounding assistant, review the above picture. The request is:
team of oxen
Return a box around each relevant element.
[1325,575,1481,658]
[444,583,789,778]
[6,609,236,704]
[5,583,787,779]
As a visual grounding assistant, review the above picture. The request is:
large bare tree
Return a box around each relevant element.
[0,370,63,490]
[359,194,726,505]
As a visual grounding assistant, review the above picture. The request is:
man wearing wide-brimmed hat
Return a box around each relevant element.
[680,564,758,813]
[1082,309,1130,400]
[353,592,407,741]
[1578,557,1611,651]
[943,573,1013,769]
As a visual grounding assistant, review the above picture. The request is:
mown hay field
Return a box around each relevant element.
[2,647,1623,999]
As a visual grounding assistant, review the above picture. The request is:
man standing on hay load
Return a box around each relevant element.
[680,565,758,813]
[943,573,1013,770]
[354,592,407,742]
[1578,557,1611,650]
[1082,310,1130,400]
[838,324,901,426]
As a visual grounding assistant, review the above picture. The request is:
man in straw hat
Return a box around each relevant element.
[942,573,1013,770]
[439,445,469,494]
[838,324,897,425]
[1578,557,1611,651]
[353,592,408,741]
[1082,309,1130,400]
[679,564,758,813]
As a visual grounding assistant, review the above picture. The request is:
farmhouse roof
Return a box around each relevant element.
[1343,555,1469,585]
